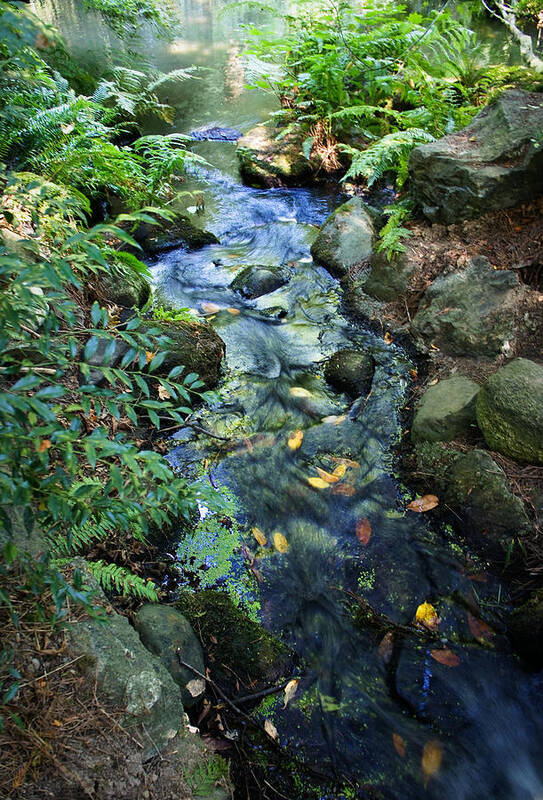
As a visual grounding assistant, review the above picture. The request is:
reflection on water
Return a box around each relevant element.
[33,0,543,796]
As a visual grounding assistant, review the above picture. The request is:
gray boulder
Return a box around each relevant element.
[323,349,374,397]
[231,265,289,299]
[311,197,376,278]
[362,248,417,302]
[237,122,312,187]
[409,89,543,223]
[134,604,205,707]
[411,376,480,442]
[410,256,523,357]
[476,358,543,463]
[134,213,218,254]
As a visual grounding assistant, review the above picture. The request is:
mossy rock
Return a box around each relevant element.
[362,248,416,302]
[141,318,225,389]
[310,197,376,279]
[176,590,293,691]
[236,122,312,187]
[101,268,151,309]
[476,358,543,464]
[134,213,218,254]
[411,376,480,443]
[230,265,289,299]
[323,349,374,397]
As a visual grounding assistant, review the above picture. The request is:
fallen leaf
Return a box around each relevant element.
[407,494,439,513]
[332,483,356,496]
[186,678,205,697]
[331,457,359,469]
[283,679,298,708]
[201,301,222,313]
[430,648,460,667]
[60,122,75,135]
[316,467,340,483]
[264,719,278,740]
[38,439,52,452]
[252,526,267,547]
[307,476,331,489]
[428,378,439,386]
[378,631,394,664]
[52,719,63,727]
[321,414,346,424]
[290,387,312,398]
[384,332,394,344]
[157,385,171,400]
[226,307,240,315]
[393,732,406,758]
[288,430,304,450]
[414,601,440,632]
[333,463,347,478]
[409,369,418,380]
[422,739,443,788]
[146,350,156,364]
[273,532,289,553]
[356,518,372,545]
[467,613,495,644]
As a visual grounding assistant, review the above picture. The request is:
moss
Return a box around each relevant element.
[414,441,461,488]
[176,590,293,689]
[101,267,151,309]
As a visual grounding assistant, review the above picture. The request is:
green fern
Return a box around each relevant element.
[340,128,435,186]
[377,200,414,261]
[86,560,159,601]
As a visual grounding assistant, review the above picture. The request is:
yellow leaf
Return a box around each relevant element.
[321,414,346,424]
[407,494,439,513]
[273,532,289,553]
[201,301,221,313]
[316,467,339,483]
[333,463,347,478]
[307,476,331,490]
[283,679,298,708]
[52,719,63,727]
[422,739,443,788]
[264,719,278,740]
[288,430,304,450]
[157,385,171,400]
[146,350,156,364]
[289,387,312,398]
[414,601,440,632]
[38,439,52,452]
[252,527,267,547]
[226,307,241,315]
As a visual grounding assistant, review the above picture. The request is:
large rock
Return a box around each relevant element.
[409,90,543,223]
[476,358,543,463]
[410,256,523,356]
[230,265,289,299]
[236,122,312,187]
[141,318,225,389]
[411,376,480,442]
[362,248,417,302]
[101,268,151,309]
[310,197,376,278]
[323,349,374,397]
[134,604,205,708]
[134,213,218,254]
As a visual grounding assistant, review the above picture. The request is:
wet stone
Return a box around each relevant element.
[230,265,289,299]
[323,349,374,398]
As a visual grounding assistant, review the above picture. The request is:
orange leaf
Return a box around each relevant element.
[467,613,495,644]
[422,740,443,788]
[331,457,359,469]
[393,732,406,758]
[201,301,222,313]
[226,307,240,315]
[430,648,460,667]
[316,467,339,484]
[332,483,356,496]
[38,440,52,452]
[287,430,303,451]
[384,332,394,344]
[356,518,371,545]
[407,494,439,513]
[378,631,394,664]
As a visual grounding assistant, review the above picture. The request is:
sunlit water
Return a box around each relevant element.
[33,1,543,796]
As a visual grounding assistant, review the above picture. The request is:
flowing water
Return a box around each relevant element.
[33,0,543,796]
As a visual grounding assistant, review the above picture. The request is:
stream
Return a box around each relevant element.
[34,0,543,796]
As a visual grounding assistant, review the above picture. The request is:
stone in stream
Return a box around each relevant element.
[476,358,543,464]
[230,265,289,299]
[101,267,151,309]
[410,256,524,357]
[190,125,242,141]
[133,212,218,254]
[236,122,313,187]
[323,349,374,398]
[310,196,377,278]
[409,89,543,223]
[139,318,225,389]
[411,376,480,443]
[134,604,205,707]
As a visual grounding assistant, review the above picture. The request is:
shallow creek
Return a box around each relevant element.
[34,0,543,796]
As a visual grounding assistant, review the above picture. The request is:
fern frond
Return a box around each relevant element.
[86,560,158,601]
[341,128,434,186]
[147,68,199,92]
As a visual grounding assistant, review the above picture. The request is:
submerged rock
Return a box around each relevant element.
[411,376,480,443]
[101,268,150,309]
[323,349,374,398]
[410,256,523,357]
[140,318,225,389]
[230,265,289,298]
[134,213,218,254]
[237,122,312,187]
[409,89,543,223]
[476,358,543,464]
[310,196,376,278]
[134,604,205,707]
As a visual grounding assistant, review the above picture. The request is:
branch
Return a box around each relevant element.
[482,0,543,72]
